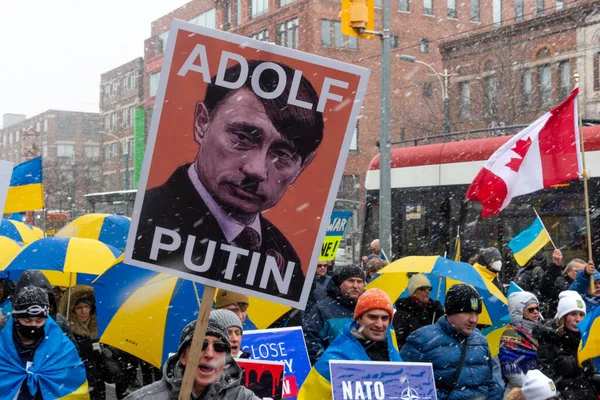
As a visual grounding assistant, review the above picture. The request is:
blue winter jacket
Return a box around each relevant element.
[400,316,503,400]
[569,269,600,372]
[302,279,356,364]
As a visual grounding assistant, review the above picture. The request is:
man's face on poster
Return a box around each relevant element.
[194,88,314,222]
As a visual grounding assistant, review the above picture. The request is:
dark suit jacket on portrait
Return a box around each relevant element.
[133,164,305,301]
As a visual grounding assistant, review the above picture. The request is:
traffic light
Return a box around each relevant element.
[341,0,375,39]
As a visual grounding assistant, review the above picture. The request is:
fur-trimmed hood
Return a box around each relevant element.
[58,285,98,339]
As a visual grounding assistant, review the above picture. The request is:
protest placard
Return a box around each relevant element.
[241,326,310,400]
[329,360,438,400]
[320,210,352,261]
[125,19,370,309]
[237,359,285,400]
[0,160,14,214]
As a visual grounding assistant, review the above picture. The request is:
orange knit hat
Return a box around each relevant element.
[354,288,394,320]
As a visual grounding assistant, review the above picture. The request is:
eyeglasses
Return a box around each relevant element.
[317,264,328,268]
[525,306,539,313]
[202,340,230,353]
[417,286,432,292]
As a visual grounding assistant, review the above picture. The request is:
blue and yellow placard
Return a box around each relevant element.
[320,211,352,261]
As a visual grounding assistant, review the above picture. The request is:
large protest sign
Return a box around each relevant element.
[329,361,438,400]
[0,160,14,214]
[320,210,352,261]
[237,359,285,400]
[125,19,371,309]
[241,326,310,400]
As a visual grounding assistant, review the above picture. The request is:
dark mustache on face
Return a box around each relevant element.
[237,177,262,195]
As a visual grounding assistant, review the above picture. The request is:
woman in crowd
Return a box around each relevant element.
[499,291,540,397]
[506,370,558,400]
[60,285,107,399]
[534,290,600,399]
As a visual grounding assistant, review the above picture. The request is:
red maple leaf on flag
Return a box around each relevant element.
[505,137,533,172]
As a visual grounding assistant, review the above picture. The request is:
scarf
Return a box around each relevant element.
[0,316,88,399]
[499,323,538,377]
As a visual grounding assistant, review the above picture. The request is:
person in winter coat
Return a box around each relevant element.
[298,289,402,400]
[0,270,75,342]
[473,247,507,295]
[506,370,558,400]
[392,274,444,349]
[365,258,387,283]
[400,284,503,400]
[569,261,600,312]
[59,285,106,399]
[499,291,541,397]
[0,286,88,399]
[538,250,579,317]
[534,291,600,399]
[302,265,365,364]
[124,317,260,400]
[513,253,546,297]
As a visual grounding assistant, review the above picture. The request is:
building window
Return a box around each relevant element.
[36,121,41,132]
[484,75,498,118]
[493,0,501,25]
[536,0,544,14]
[321,20,357,49]
[280,0,295,6]
[448,0,457,18]
[104,143,117,162]
[43,144,48,158]
[423,82,433,97]
[539,64,552,105]
[423,0,433,14]
[594,53,600,91]
[521,69,532,107]
[559,61,570,101]
[223,0,231,29]
[338,174,360,201]
[514,0,523,21]
[374,0,382,7]
[252,29,269,41]
[85,145,100,160]
[189,9,217,28]
[129,106,136,126]
[148,72,160,98]
[57,144,74,158]
[251,0,268,18]
[236,0,242,25]
[471,0,480,21]
[15,131,19,142]
[392,36,399,48]
[460,81,471,120]
[278,18,299,49]
[556,0,563,9]
[157,31,169,55]
[420,38,429,53]
[43,119,48,132]
[399,0,409,11]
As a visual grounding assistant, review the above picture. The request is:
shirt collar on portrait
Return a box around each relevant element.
[188,164,262,245]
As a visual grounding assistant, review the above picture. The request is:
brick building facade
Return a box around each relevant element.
[99,57,144,192]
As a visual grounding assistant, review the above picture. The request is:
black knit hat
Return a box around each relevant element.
[445,284,482,316]
[478,247,502,266]
[332,265,365,287]
[12,286,49,318]
[177,317,230,356]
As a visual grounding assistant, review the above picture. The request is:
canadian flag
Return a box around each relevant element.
[467,86,582,217]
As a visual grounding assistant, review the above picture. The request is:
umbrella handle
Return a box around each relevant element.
[66,273,73,316]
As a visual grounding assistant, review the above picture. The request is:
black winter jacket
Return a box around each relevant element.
[534,319,598,399]
[392,297,444,349]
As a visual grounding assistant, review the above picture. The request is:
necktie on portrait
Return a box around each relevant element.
[235,226,261,252]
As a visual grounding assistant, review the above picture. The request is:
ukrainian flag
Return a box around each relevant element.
[4,157,44,214]
[578,303,600,365]
[508,218,550,266]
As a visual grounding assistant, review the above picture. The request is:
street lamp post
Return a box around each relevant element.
[104,133,129,190]
[398,55,452,137]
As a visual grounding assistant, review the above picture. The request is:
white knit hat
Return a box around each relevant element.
[521,370,557,400]
[556,290,586,320]
[407,274,431,296]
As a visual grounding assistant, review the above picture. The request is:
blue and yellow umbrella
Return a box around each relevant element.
[367,256,508,325]
[0,237,121,286]
[0,218,41,244]
[94,257,204,368]
[0,237,22,279]
[55,213,131,250]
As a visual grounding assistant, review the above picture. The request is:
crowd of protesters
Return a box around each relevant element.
[1,237,600,399]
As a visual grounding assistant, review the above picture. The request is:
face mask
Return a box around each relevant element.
[15,321,46,341]
[490,260,502,272]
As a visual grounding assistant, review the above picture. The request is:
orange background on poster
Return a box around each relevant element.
[145,29,364,274]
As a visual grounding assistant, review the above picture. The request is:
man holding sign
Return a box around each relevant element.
[298,288,402,399]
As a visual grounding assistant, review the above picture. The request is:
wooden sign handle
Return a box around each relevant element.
[179,285,217,400]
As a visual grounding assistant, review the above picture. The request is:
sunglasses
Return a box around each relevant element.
[202,340,230,353]
[525,306,539,313]
[317,264,328,268]
[417,286,432,291]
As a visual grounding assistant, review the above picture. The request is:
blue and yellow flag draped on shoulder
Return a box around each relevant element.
[0,315,89,399]
[508,217,551,266]
[298,321,401,400]
[578,302,600,366]
[4,157,44,214]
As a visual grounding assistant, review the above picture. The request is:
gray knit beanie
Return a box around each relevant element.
[210,309,243,334]
[177,317,230,356]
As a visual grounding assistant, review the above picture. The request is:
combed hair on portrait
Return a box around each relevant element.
[203,61,325,160]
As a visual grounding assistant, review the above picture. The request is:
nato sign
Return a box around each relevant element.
[329,361,438,400]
